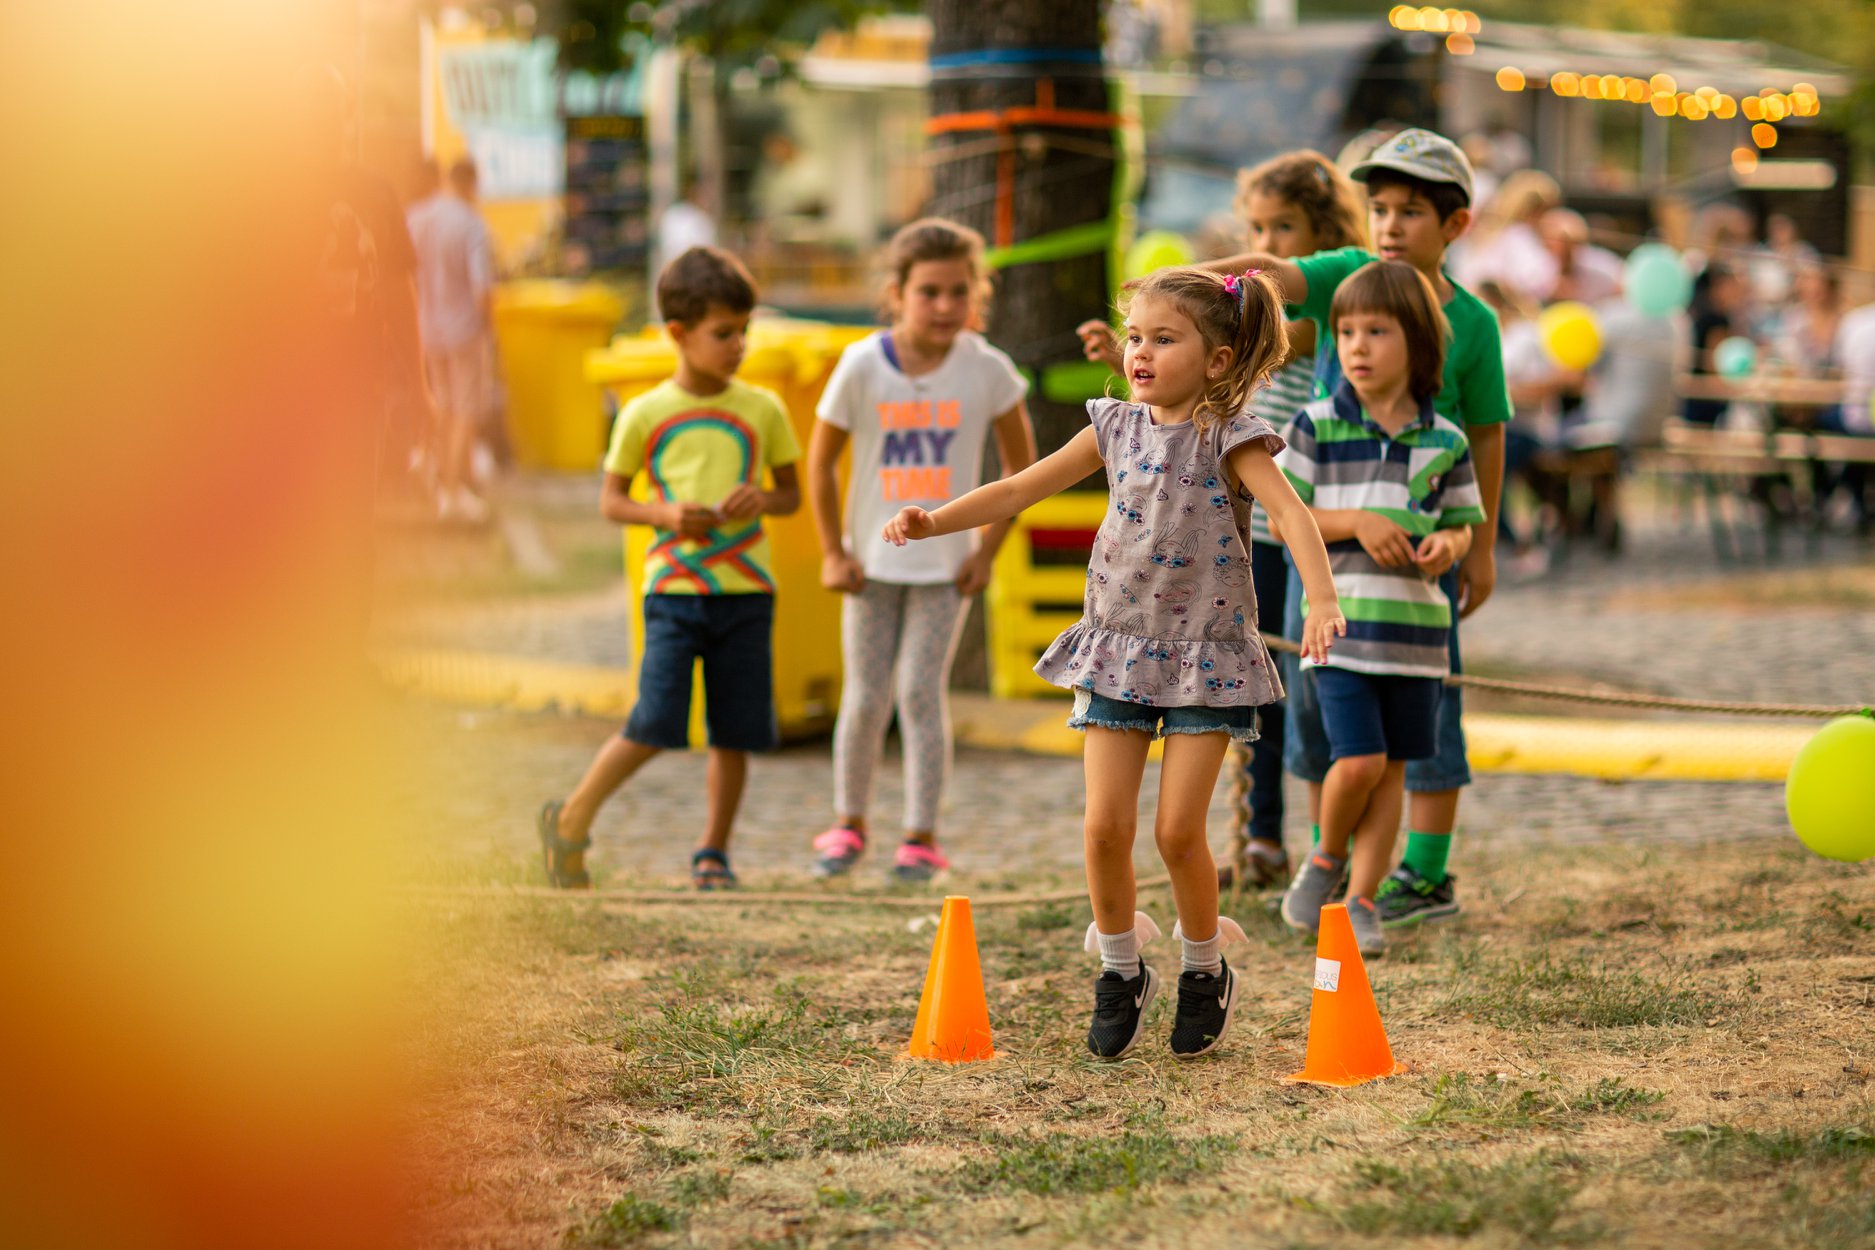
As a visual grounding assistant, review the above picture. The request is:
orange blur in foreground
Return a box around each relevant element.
[0,5,412,1248]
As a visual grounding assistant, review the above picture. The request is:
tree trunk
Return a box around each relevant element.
[925,1,1114,690]
[926,0,1115,457]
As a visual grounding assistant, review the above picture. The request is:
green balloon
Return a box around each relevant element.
[1785,715,1875,862]
[1624,245,1692,318]
[1124,230,1194,281]
[1715,336,1758,380]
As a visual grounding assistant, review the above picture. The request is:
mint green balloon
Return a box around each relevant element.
[1786,716,1875,862]
[1124,230,1194,281]
[1715,336,1758,380]
[1625,244,1692,318]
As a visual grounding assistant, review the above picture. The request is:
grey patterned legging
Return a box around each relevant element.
[833,579,969,834]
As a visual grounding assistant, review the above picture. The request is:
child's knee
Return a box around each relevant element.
[1330,752,1390,790]
[1152,822,1211,867]
[1083,813,1136,857]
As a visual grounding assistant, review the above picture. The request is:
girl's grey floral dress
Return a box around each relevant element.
[1032,398,1286,708]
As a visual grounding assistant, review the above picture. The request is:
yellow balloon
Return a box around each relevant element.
[1785,715,1875,862]
[1124,230,1194,281]
[1538,301,1603,371]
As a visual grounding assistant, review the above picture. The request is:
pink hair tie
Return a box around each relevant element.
[1222,273,1242,296]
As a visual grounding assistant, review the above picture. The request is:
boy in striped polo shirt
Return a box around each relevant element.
[1274,262,1485,957]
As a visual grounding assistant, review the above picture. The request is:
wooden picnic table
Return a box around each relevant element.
[1651,406,1875,562]
[1672,374,1847,410]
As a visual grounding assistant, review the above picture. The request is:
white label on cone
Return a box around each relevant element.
[1313,957,1341,993]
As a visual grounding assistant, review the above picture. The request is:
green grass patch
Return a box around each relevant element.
[567,1194,676,1246]
[1327,1152,1598,1244]
[1014,900,1080,932]
[1665,1123,1875,1173]
[806,1107,921,1154]
[1408,1074,1667,1132]
[954,1129,1235,1196]
[667,1168,733,1208]
[1567,1077,1666,1117]
[1441,946,1719,1030]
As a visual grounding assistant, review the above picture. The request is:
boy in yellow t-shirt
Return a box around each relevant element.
[539,247,801,889]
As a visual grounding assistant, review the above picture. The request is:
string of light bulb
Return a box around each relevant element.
[1386,7,1822,175]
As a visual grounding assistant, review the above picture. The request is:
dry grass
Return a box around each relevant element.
[400,839,1875,1250]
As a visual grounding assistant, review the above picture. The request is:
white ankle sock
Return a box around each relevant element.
[1180,928,1222,976]
[1095,927,1140,976]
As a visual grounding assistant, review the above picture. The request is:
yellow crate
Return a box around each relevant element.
[583,320,870,742]
[986,491,1108,698]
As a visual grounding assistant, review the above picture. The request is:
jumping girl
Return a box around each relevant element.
[806,218,1037,882]
[886,267,1344,1059]
[1081,152,1365,891]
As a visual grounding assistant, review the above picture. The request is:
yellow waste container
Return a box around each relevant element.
[584,319,871,742]
[491,281,624,470]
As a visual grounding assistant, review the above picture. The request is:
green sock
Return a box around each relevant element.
[1310,823,1321,847]
[1403,831,1452,883]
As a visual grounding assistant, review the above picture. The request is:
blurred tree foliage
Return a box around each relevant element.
[547,0,903,74]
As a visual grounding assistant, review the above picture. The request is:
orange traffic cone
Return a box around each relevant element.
[908,896,995,1062]
[1282,903,1402,1087]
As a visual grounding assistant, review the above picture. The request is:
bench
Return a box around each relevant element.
[1646,419,1875,561]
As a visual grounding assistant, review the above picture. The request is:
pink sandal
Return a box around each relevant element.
[812,825,866,878]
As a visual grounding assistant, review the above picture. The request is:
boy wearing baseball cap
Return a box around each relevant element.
[1213,128,1511,929]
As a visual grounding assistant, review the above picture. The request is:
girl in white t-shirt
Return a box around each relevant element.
[806,218,1037,881]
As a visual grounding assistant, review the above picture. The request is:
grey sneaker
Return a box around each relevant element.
[1347,897,1388,958]
[1280,851,1348,934]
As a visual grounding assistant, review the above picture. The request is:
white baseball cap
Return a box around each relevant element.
[1349,128,1475,206]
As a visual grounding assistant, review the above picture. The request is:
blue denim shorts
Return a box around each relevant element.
[624,593,778,752]
[1067,688,1260,744]
[1312,666,1442,761]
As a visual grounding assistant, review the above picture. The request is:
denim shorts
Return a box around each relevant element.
[624,593,778,752]
[1312,666,1442,761]
[1067,688,1260,745]
[1281,558,1471,791]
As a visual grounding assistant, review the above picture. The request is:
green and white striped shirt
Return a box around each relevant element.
[1278,383,1487,678]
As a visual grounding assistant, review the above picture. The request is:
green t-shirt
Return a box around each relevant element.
[1291,245,1512,430]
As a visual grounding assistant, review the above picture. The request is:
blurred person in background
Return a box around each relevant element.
[1454,169,1563,305]
[655,174,718,271]
[1477,279,1574,572]
[1770,261,1842,380]
[1747,212,1818,318]
[1824,281,1875,532]
[409,156,496,523]
[311,63,427,504]
[1681,262,1749,428]
[1538,209,1623,305]
[1458,133,1500,213]
[1573,297,1678,452]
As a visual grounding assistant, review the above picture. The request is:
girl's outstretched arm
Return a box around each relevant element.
[1203,252,1307,304]
[884,426,1103,546]
[1227,443,1345,662]
[954,401,1041,594]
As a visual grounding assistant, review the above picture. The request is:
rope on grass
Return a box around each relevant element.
[397,873,1172,910]
[1259,633,1871,719]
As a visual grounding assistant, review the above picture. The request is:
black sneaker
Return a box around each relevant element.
[1169,957,1239,1059]
[1086,961,1158,1060]
[1373,864,1460,926]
